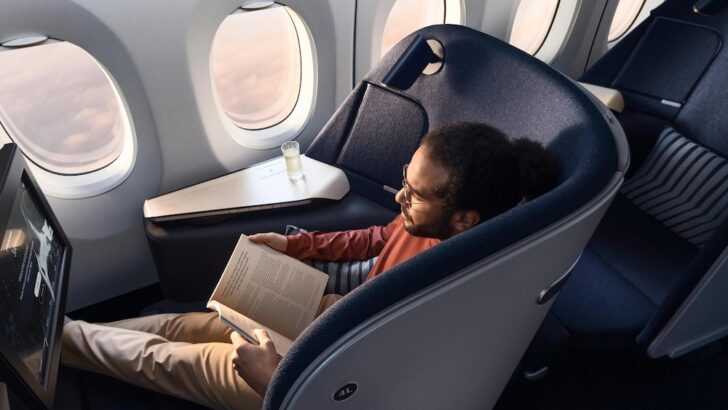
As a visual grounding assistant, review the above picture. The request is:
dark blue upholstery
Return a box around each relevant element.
[552,248,656,347]
[613,18,720,110]
[336,85,426,190]
[553,188,727,350]
[586,195,698,306]
[549,0,728,353]
[265,24,618,409]
[552,195,698,347]
[638,215,728,346]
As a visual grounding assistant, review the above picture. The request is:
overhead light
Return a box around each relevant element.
[2,36,48,48]
[241,1,275,11]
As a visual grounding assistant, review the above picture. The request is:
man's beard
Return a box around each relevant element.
[401,207,454,240]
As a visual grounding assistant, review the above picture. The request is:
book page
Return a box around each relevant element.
[209,234,328,340]
[207,301,293,356]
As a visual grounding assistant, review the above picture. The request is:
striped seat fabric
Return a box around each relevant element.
[311,258,376,295]
[285,225,376,295]
[621,127,728,247]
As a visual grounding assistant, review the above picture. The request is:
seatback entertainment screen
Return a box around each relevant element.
[0,144,70,409]
[0,176,64,386]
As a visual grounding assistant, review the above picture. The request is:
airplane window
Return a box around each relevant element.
[608,0,664,43]
[509,0,560,55]
[381,0,446,56]
[212,6,301,131]
[609,0,645,42]
[0,41,129,175]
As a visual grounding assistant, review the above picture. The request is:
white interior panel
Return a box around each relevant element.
[0,0,355,309]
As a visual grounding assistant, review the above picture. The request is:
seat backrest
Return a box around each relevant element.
[265,25,628,409]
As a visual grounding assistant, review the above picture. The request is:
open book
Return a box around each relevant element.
[207,234,328,356]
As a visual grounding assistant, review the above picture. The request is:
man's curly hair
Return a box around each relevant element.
[421,122,558,222]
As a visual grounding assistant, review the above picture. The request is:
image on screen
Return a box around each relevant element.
[0,177,64,387]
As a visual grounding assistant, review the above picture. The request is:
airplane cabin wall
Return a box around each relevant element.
[549,0,619,79]
[0,0,355,310]
[465,0,521,42]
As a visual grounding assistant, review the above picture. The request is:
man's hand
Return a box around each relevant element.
[230,329,281,397]
[248,233,288,253]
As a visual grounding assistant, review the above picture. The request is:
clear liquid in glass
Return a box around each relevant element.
[283,148,304,181]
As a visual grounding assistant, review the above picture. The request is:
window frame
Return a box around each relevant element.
[509,0,561,56]
[608,0,646,43]
[0,38,136,199]
[607,0,664,47]
[211,4,316,150]
[378,0,465,58]
[378,0,464,57]
[530,0,581,64]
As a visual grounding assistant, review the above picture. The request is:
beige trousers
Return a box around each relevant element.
[62,294,342,410]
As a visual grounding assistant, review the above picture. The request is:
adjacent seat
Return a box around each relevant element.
[540,0,728,360]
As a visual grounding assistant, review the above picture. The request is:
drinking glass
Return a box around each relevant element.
[281,141,304,181]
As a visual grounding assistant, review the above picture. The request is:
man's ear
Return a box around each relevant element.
[451,210,481,234]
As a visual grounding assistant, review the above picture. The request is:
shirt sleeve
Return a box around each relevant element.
[285,215,401,261]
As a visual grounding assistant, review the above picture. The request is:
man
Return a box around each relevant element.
[62,122,557,410]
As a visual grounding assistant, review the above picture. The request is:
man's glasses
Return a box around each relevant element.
[402,164,424,208]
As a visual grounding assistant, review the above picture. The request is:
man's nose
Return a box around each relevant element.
[394,188,406,206]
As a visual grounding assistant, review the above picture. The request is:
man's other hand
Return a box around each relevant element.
[230,329,281,397]
[248,233,288,253]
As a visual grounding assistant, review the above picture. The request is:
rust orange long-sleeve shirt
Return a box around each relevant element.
[284,214,439,281]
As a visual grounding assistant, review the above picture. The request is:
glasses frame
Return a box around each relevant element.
[402,163,426,208]
[402,163,455,211]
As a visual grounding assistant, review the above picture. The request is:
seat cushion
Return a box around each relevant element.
[553,247,656,347]
[589,194,699,305]
[552,194,698,347]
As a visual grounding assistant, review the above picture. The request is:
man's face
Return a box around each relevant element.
[395,145,455,239]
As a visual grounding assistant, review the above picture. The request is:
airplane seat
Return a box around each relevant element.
[532,0,728,365]
[258,24,628,409]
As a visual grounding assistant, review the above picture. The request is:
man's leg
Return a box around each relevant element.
[106,297,342,343]
[62,321,261,410]
[103,312,232,343]
[316,294,343,316]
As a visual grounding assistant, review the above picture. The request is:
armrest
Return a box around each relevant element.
[578,82,625,113]
[143,155,349,222]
